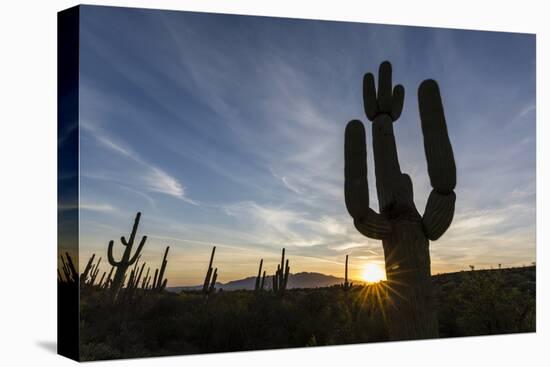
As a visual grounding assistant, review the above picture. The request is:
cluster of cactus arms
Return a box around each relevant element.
[80,254,103,287]
[151,246,170,292]
[102,266,115,289]
[272,248,290,295]
[341,255,353,291]
[344,61,456,340]
[254,259,266,292]
[202,246,218,296]
[58,252,111,288]
[107,212,147,295]
[79,254,95,284]
[141,267,152,289]
[58,252,78,285]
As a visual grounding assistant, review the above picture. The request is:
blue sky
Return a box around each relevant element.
[76,5,535,285]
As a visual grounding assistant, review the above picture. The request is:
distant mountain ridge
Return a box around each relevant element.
[167,271,363,292]
[166,266,537,293]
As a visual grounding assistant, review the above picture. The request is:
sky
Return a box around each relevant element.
[73,5,536,286]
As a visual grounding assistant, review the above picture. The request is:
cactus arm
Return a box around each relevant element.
[344,254,349,289]
[128,212,141,244]
[98,271,106,287]
[344,120,371,217]
[60,266,69,282]
[273,265,280,293]
[153,269,159,289]
[283,260,290,290]
[345,119,391,239]
[363,73,378,121]
[128,236,147,265]
[422,190,456,240]
[280,249,285,278]
[352,212,391,240]
[418,79,456,193]
[65,253,78,281]
[209,247,216,269]
[377,61,393,112]
[418,79,456,240]
[60,256,69,276]
[142,267,150,288]
[127,270,135,289]
[202,267,212,293]
[211,268,218,288]
[372,114,404,210]
[107,240,122,266]
[255,259,263,291]
[157,246,169,288]
[135,262,146,289]
[391,85,405,121]
[80,254,95,283]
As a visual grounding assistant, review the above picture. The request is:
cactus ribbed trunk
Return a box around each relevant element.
[382,220,438,340]
[372,116,439,340]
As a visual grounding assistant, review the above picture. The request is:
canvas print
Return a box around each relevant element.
[58,5,536,361]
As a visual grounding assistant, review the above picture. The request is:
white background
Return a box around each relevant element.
[0,0,547,365]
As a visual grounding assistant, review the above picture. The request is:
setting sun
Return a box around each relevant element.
[361,263,386,283]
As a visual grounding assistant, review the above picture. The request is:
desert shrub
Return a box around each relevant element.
[436,268,535,337]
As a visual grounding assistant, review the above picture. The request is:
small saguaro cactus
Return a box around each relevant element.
[344,61,456,340]
[342,255,352,291]
[272,248,290,295]
[202,246,217,295]
[107,212,147,295]
[152,246,170,292]
[79,253,96,285]
[254,259,264,291]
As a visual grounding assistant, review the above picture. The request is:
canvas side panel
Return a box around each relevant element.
[57,5,80,361]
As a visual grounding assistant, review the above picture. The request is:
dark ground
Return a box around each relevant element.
[78,266,535,361]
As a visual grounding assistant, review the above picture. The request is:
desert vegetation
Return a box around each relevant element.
[58,210,535,361]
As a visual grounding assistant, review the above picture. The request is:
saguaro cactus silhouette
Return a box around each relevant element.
[254,259,264,291]
[344,61,456,340]
[341,255,352,291]
[107,212,147,295]
[202,246,217,296]
[152,246,170,292]
[272,248,290,295]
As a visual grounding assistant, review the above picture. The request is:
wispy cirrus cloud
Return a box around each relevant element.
[81,122,197,205]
